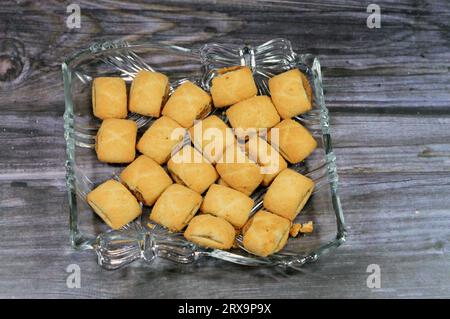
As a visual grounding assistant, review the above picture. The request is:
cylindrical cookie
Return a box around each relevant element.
[129,70,169,117]
[268,69,312,119]
[210,66,258,108]
[215,143,263,196]
[226,96,280,139]
[162,81,212,128]
[136,116,186,165]
[188,115,236,163]
[149,184,203,232]
[92,77,128,119]
[87,179,142,230]
[168,145,218,194]
[245,135,287,186]
[263,168,314,221]
[119,155,173,206]
[201,184,254,229]
[242,210,291,257]
[268,119,317,164]
[184,214,236,250]
[95,119,137,163]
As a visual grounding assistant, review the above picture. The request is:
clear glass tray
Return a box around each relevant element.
[62,38,346,270]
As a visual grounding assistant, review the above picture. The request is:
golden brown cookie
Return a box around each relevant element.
[188,115,236,163]
[263,168,314,221]
[162,81,212,128]
[245,136,287,186]
[215,143,263,196]
[92,77,128,120]
[210,66,258,108]
[136,116,186,164]
[268,69,312,119]
[95,118,137,163]
[167,145,218,194]
[87,179,142,230]
[129,70,169,117]
[201,184,254,229]
[242,210,291,257]
[184,214,236,250]
[268,119,317,164]
[226,96,280,139]
[149,184,203,232]
[119,155,173,206]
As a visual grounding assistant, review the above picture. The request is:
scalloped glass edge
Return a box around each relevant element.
[62,39,346,270]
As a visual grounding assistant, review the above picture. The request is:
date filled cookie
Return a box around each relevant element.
[149,184,203,232]
[184,214,236,250]
[245,136,287,186]
[95,118,137,163]
[188,115,235,163]
[136,116,186,165]
[242,210,291,257]
[210,66,258,108]
[119,155,173,206]
[162,81,212,128]
[268,119,317,164]
[263,168,314,221]
[226,96,280,139]
[168,145,218,194]
[87,179,142,230]
[129,70,169,117]
[92,77,128,120]
[201,184,254,229]
[215,143,263,196]
[269,69,312,119]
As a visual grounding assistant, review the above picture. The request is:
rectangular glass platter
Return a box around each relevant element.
[62,38,346,270]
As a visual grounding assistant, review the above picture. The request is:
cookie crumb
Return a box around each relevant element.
[301,221,314,233]
[290,223,302,237]
[290,221,314,237]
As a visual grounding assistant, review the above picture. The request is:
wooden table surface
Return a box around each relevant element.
[0,0,449,299]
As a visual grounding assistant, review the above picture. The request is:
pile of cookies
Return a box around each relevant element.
[87,66,317,257]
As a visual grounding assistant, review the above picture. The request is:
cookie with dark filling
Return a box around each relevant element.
[95,118,137,163]
[201,184,254,229]
[263,168,314,221]
[210,66,258,108]
[226,96,280,139]
[215,143,263,196]
[137,116,186,165]
[149,184,203,232]
[119,155,173,206]
[167,145,218,194]
[242,210,291,257]
[92,77,128,119]
[162,81,212,128]
[129,70,169,117]
[268,68,312,119]
[184,214,236,250]
[87,179,142,230]
[268,119,317,164]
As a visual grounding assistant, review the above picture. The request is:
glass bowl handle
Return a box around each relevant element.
[93,224,198,270]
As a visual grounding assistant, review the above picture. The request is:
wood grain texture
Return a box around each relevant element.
[0,0,449,299]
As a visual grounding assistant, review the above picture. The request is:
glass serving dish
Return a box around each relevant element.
[62,38,346,270]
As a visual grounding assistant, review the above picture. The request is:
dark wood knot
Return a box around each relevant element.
[0,38,27,83]
[0,54,23,82]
